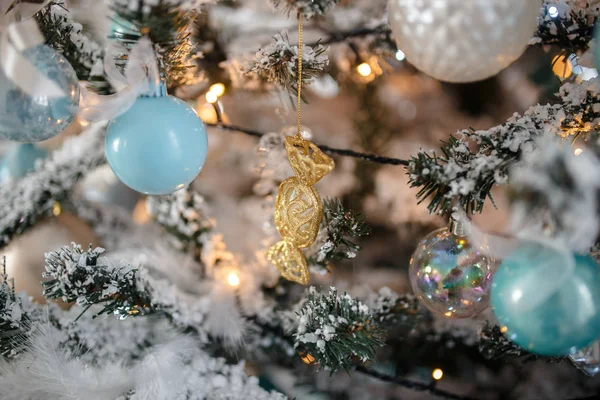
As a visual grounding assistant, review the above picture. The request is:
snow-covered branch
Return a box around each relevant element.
[406,79,600,214]
[292,287,385,373]
[0,124,106,248]
[247,31,329,97]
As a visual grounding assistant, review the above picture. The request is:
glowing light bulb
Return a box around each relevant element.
[574,148,583,156]
[52,201,62,216]
[205,91,218,104]
[548,5,559,18]
[357,62,372,77]
[432,368,444,380]
[395,49,406,61]
[227,271,240,287]
[552,55,573,79]
[500,326,508,333]
[209,83,226,97]
[300,353,315,364]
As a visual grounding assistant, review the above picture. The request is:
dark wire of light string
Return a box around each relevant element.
[205,123,410,166]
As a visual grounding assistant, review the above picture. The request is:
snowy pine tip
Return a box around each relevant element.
[294,287,384,372]
[269,0,340,19]
[247,31,329,96]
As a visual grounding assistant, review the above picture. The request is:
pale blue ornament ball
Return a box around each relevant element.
[0,45,80,142]
[491,243,600,356]
[105,84,208,195]
[0,143,47,184]
[109,15,139,38]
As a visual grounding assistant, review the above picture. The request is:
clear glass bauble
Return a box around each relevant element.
[409,227,496,318]
[0,45,80,142]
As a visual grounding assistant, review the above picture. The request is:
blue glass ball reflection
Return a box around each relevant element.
[0,143,47,184]
[491,243,600,356]
[0,45,80,142]
[105,93,208,195]
[409,228,496,318]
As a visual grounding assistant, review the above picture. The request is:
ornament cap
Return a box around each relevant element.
[142,79,167,98]
[450,215,467,237]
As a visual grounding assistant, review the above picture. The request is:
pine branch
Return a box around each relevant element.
[269,0,340,19]
[307,198,371,269]
[534,1,600,53]
[42,244,153,319]
[406,80,600,214]
[0,124,106,248]
[293,287,385,373]
[247,31,329,98]
[146,188,214,262]
[0,258,25,358]
[478,323,566,364]
[36,1,109,92]
[110,0,200,87]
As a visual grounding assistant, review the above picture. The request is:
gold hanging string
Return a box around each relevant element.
[296,12,303,137]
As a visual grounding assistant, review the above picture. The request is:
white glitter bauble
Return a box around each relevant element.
[388,0,540,83]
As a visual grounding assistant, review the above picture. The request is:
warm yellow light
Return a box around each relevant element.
[357,62,372,77]
[205,91,218,104]
[300,353,315,364]
[209,83,226,97]
[424,266,432,274]
[552,55,573,79]
[444,311,452,317]
[52,201,62,216]
[432,368,443,380]
[500,326,508,333]
[574,148,583,156]
[227,271,240,287]
[132,198,151,225]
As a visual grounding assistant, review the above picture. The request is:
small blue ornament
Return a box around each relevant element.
[491,242,600,356]
[0,45,80,142]
[109,15,139,39]
[105,83,208,195]
[0,143,47,184]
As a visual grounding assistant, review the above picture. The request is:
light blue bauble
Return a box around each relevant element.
[109,15,139,38]
[105,85,208,195]
[491,243,600,356]
[0,45,80,142]
[594,25,600,71]
[0,143,47,184]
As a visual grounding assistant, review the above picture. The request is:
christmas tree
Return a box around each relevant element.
[2,0,600,398]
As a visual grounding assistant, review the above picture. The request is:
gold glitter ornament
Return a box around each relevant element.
[267,14,335,285]
[268,137,334,284]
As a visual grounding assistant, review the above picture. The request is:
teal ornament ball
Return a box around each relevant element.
[105,85,208,195]
[109,15,139,38]
[0,45,80,142]
[0,143,47,184]
[491,243,600,356]
[409,227,496,319]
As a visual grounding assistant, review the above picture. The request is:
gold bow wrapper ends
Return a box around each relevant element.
[267,136,335,285]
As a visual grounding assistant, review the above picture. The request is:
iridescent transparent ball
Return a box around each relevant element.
[0,45,80,142]
[409,227,496,318]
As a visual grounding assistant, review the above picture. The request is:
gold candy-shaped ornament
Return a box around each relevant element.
[267,135,335,284]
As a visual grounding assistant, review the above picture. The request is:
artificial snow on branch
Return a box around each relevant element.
[37,1,106,86]
[269,0,340,19]
[146,188,214,262]
[0,123,106,248]
[510,136,600,252]
[42,244,152,319]
[534,0,600,52]
[406,79,600,214]
[111,0,202,87]
[293,287,385,373]
[247,31,329,97]
[306,198,371,270]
